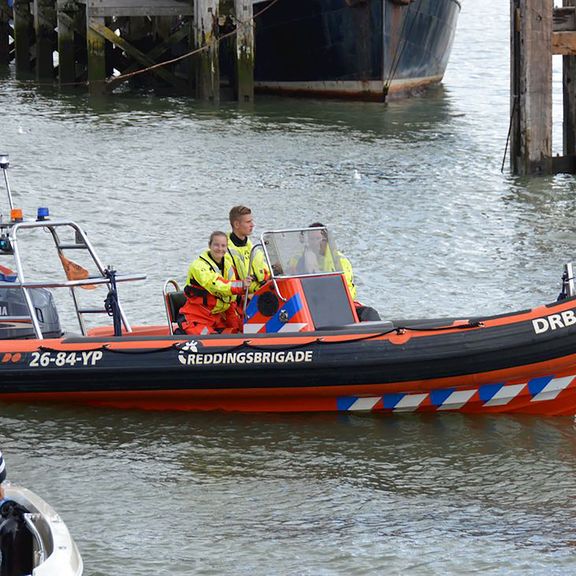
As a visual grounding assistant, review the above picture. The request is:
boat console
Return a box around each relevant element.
[244,227,359,333]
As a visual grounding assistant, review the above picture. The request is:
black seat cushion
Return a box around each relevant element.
[167,291,187,323]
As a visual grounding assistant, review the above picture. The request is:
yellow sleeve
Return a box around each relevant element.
[340,255,357,301]
[188,259,243,300]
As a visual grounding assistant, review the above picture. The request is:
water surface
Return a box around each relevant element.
[1,1,576,574]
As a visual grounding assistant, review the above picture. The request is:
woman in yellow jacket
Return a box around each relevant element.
[180,231,251,335]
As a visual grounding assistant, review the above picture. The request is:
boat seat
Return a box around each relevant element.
[163,279,187,335]
[167,291,186,324]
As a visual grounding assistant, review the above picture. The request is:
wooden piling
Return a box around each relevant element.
[510,0,576,174]
[510,0,553,175]
[235,0,254,103]
[10,0,235,99]
[194,0,219,102]
[35,0,57,80]
[0,1,10,66]
[562,0,576,158]
[86,9,106,95]
[13,0,33,75]
[56,0,78,86]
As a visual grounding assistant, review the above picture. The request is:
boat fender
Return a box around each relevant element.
[0,500,34,576]
[257,291,279,317]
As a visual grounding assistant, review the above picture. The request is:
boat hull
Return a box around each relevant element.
[1,297,576,415]
[253,0,461,100]
[4,485,83,576]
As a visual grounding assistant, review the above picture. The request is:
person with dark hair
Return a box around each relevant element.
[180,231,250,335]
[307,223,381,322]
[227,205,269,294]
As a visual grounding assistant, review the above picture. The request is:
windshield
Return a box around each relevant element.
[260,227,343,278]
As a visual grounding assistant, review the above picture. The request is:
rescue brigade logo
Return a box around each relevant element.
[177,340,314,366]
[532,310,576,334]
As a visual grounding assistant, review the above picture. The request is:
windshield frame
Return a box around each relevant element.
[259,227,343,280]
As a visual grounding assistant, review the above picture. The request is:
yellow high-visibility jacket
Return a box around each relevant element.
[293,247,357,301]
[227,234,270,293]
[186,250,246,314]
[320,250,357,300]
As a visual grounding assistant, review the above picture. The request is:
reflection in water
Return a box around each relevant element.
[2,406,576,575]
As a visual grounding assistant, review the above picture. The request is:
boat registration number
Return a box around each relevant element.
[29,351,103,368]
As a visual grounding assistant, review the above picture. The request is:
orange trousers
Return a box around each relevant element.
[180,297,243,335]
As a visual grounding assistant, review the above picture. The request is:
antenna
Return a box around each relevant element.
[0,153,14,215]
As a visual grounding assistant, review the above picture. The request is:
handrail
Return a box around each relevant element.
[163,279,181,335]
[0,216,144,339]
[23,513,47,566]
[0,274,146,290]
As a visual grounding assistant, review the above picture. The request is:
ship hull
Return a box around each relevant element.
[253,0,461,100]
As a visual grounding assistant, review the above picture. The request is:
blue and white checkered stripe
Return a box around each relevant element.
[338,374,575,412]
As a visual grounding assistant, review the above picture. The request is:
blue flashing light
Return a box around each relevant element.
[37,207,49,221]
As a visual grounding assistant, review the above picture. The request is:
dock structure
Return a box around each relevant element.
[511,0,576,175]
[0,1,13,66]
[3,0,254,101]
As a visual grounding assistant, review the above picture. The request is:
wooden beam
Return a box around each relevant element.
[553,30,576,54]
[89,20,188,90]
[106,25,189,90]
[86,0,193,18]
[554,6,576,31]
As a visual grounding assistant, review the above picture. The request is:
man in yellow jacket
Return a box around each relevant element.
[227,205,269,294]
[180,231,251,335]
[306,223,380,322]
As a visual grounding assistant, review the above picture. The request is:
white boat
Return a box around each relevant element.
[2,484,83,576]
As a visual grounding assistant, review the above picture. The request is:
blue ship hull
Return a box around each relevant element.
[253,0,461,101]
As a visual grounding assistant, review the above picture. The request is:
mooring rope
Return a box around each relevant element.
[501,94,518,173]
[31,319,483,357]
